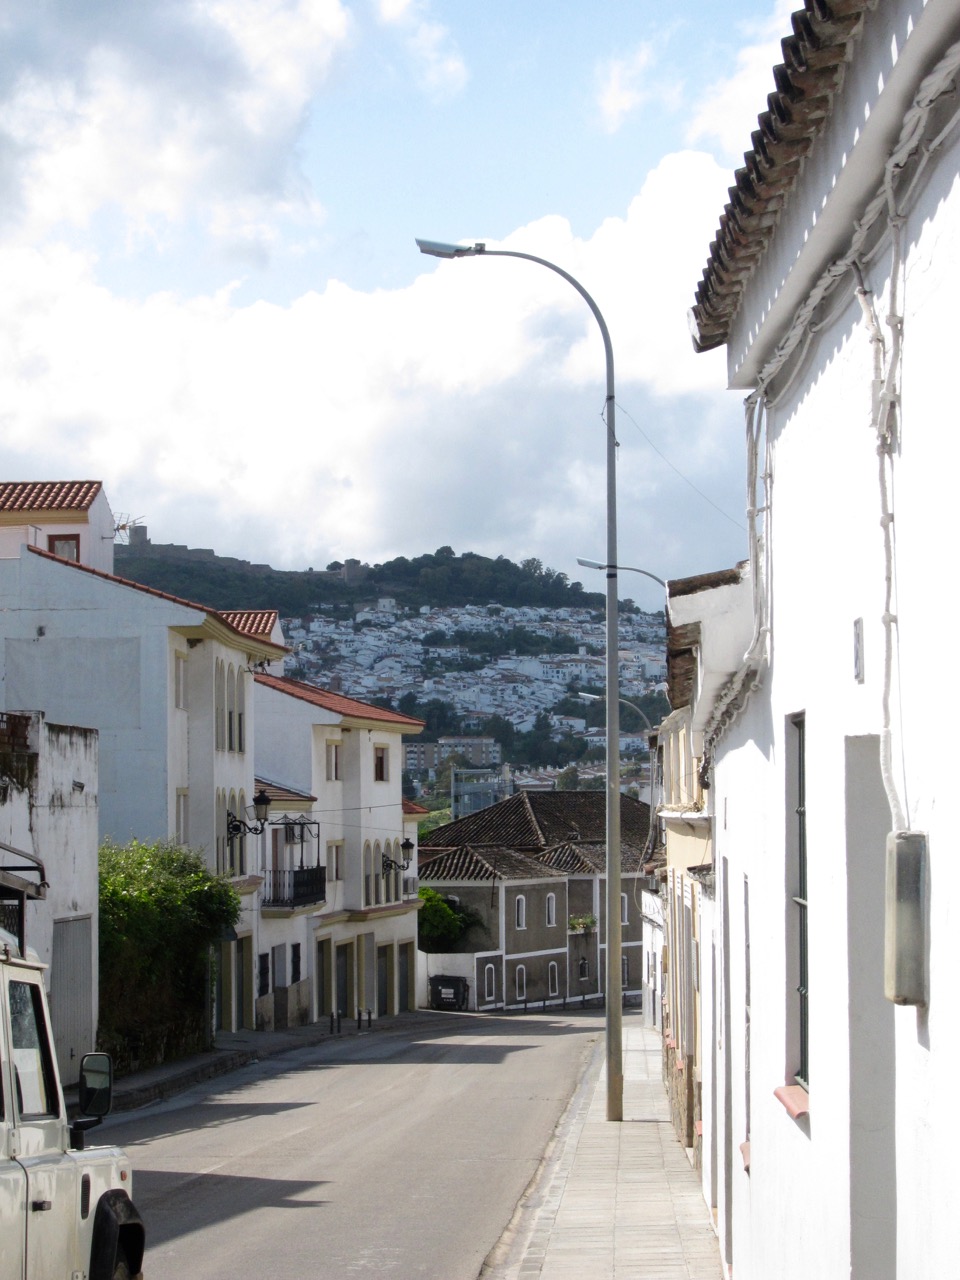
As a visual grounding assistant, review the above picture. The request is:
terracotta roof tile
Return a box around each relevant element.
[254,672,425,729]
[420,790,650,849]
[220,609,279,638]
[0,480,103,513]
[418,846,565,882]
[255,778,317,805]
[690,1,872,352]
[403,798,429,815]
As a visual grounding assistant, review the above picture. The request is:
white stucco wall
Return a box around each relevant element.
[703,8,960,1273]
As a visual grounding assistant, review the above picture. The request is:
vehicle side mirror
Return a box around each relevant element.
[78,1052,113,1118]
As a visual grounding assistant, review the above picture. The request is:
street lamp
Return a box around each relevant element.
[577,558,666,589]
[383,837,415,876]
[417,236,624,1119]
[226,788,272,839]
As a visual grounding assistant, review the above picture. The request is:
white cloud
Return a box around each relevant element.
[375,0,467,99]
[596,44,657,133]
[0,142,745,586]
[0,0,350,249]
[686,0,796,160]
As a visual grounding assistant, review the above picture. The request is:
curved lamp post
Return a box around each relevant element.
[578,558,666,589]
[417,238,624,1120]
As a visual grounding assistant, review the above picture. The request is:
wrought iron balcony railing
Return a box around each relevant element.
[262,866,327,909]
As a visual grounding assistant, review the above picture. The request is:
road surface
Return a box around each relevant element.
[104,1010,602,1279]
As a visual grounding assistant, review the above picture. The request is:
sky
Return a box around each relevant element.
[0,0,795,610]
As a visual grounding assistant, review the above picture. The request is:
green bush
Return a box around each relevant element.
[98,839,240,1074]
[418,886,485,953]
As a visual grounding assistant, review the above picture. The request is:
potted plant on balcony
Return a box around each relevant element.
[568,912,597,934]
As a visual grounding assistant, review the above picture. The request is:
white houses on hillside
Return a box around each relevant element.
[681,3,960,1277]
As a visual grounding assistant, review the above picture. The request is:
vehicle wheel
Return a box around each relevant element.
[112,1245,132,1280]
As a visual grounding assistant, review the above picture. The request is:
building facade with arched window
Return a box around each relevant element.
[417,790,651,1011]
[252,673,424,1035]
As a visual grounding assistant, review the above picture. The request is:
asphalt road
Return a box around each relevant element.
[102,1011,603,1280]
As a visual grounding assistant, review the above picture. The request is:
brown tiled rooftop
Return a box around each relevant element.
[418,846,565,883]
[420,790,650,850]
[0,480,103,513]
[255,778,317,805]
[255,672,425,729]
[690,1,872,353]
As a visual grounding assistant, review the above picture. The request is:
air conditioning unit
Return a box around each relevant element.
[403,875,419,896]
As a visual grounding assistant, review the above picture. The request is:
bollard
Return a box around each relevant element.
[329,1011,335,1035]
[357,1008,362,1032]
[366,1008,372,1030]
[336,1010,342,1034]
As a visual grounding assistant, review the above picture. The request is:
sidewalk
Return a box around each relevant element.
[486,1017,723,1280]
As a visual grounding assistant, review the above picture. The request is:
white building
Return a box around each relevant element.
[685,4,960,1277]
[251,673,424,1027]
[0,710,98,1084]
[0,480,117,571]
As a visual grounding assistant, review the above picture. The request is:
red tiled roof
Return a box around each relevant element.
[255,778,316,805]
[25,546,286,653]
[534,842,649,875]
[690,1,872,353]
[418,846,564,882]
[254,672,425,729]
[420,790,650,849]
[0,480,103,513]
[221,609,279,638]
[403,798,429,815]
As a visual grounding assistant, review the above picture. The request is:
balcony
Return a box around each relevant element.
[262,866,327,909]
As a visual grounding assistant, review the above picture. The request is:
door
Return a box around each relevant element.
[398,944,410,1013]
[336,946,349,1016]
[235,938,245,1031]
[6,975,78,1278]
[377,947,389,1017]
[316,940,327,1018]
[49,916,93,1087]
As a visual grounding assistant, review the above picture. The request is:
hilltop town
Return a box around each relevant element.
[281,597,667,740]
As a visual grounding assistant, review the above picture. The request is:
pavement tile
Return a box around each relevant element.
[487,1015,723,1280]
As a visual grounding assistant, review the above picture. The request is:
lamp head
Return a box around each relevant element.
[416,239,485,259]
[252,789,271,824]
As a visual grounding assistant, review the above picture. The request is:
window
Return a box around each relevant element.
[176,790,189,845]
[215,661,226,751]
[484,964,496,1002]
[327,842,343,880]
[9,981,58,1117]
[516,965,526,1002]
[291,944,301,985]
[175,653,188,709]
[579,957,590,981]
[237,675,245,753]
[788,713,809,1089]
[326,741,341,781]
[515,894,526,930]
[258,953,269,998]
[548,962,559,997]
[622,954,629,987]
[621,893,629,925]
[47,533,79,561]
[227,666,236,751]
[374,745,388,781]
[546,892,556,927]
